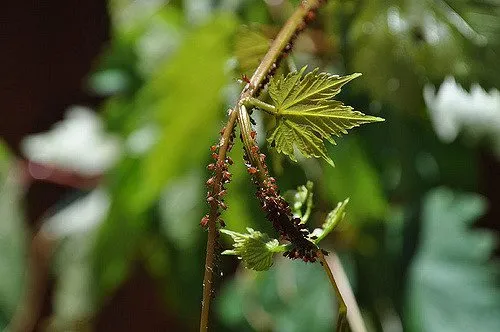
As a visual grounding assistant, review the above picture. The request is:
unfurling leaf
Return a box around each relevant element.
[266,67,384,166]
[221,228,287,271]
[310,198,349,244]
[284,181,314,223]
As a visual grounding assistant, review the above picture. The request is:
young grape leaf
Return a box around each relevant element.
[266,67,384,166]
[310,198,349,244]
[284,181,314,223]
[221,228,287,271]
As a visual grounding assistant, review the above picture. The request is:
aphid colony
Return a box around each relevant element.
[242,127,320,263]
[200,125,236,229]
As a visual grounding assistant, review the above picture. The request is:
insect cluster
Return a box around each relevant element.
[242,128,320,263]
[200,124,236,229]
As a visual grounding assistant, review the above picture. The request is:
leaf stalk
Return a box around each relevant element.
[242,97,277,115]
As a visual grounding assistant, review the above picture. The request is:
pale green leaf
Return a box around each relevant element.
[267,67,384,165]
[311,198,349,244]
[408,187,500,332]
[221,228,286,271]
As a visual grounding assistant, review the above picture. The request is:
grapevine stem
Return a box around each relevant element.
[199,1,325,331]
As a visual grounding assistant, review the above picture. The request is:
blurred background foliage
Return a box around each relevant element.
[1,0,499,331]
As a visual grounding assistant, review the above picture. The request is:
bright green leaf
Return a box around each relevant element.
[311,198,349,244]
[266,67,384,165]
[221,228,287,271]
[268,119,335,166]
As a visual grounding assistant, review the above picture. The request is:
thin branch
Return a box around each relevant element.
[318,250,368,332]
[199,1,325,330]
[317,250,348,332]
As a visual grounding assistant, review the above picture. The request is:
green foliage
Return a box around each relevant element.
[408,187,500,332]
[284,180,314,223]
[222,183,348,271]
[221,228,287,271]
[93,14,238,298]
[8,1,498,330]
[217,259,336,332]
[266,67,383,166]
[323,137,388,223]
[350,0,500,111]
[311,198,349,244]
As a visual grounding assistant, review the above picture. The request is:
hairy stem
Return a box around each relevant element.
[199,112,237,331]
[200,1,325,330]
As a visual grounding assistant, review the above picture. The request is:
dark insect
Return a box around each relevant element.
[241,74,251,84]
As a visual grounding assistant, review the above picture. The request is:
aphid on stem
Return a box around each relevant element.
[200,215,209,227]
[206,177,215,187]
[218,201,227,210]
[241,74,251,84]
[247,167,258,175]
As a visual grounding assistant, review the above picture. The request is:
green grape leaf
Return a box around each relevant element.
[267,67,384,166]
[234,26,271,75]
[408,187,500,332]
[284,181,314,223]
[221,228,287,271]
[311,198,349,244]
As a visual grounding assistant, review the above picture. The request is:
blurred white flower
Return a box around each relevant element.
[21,106,122,176]
[424,77,500,156]
[42,188,109,237]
